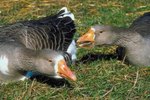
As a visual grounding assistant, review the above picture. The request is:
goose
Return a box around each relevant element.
[0,7,77,77]
[0,35,76,83]
[0,7,76,63]
[77,12,150,66]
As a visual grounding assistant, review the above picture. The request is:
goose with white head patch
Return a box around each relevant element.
[77,12,150,66]
[0,37,76,83]
[0,7,77,78]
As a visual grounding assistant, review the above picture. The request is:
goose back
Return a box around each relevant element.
[129,12,150,38]
[0,7,76,52]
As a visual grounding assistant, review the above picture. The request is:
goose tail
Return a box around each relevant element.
[57,7,75,20]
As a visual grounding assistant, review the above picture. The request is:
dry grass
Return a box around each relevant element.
[0,0,150,99]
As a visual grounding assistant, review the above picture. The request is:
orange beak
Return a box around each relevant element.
[77,28,95,48]
[57,59,77,81]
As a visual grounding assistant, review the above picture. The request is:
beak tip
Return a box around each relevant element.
[77,38,82,43]
[58,60,77,81]
[71,74,77,81]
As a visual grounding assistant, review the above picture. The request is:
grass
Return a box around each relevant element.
[0,0,150,99]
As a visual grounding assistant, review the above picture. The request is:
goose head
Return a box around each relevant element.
[33,49,77,81]
[77,25,118,48]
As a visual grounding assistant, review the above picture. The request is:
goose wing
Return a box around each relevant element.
[130,12,150,37]
[0,7,76,68]
[0,7,76,51]
[21,7,76,51]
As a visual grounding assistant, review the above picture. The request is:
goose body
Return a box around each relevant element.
[77,12,150,66]
[0,7,76,62]
[0,7,77,78]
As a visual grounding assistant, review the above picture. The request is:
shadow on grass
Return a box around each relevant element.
[77,53,118,64]
[30,75,73,88]
[29,47,125,88]
[77,47,126,64]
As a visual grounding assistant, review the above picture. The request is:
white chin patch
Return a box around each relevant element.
[54,55,64,76]
[58,7,75,20]
[91,27,96,32]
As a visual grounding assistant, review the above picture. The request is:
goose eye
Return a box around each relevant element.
[99,30,104,33]
[48,59,52,62]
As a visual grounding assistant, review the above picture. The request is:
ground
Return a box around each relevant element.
[0,0,150,99]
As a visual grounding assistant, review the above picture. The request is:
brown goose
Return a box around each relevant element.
[77,12,150,66]
[0,7,77,77]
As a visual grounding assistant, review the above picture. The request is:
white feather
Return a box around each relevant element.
[59,7,68,14]
[67,40,77,61]
[53,55,64,79]
[19,76,28,81]
[91,27,96,32]
[0,55,9,75]
[58,7,75,20]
